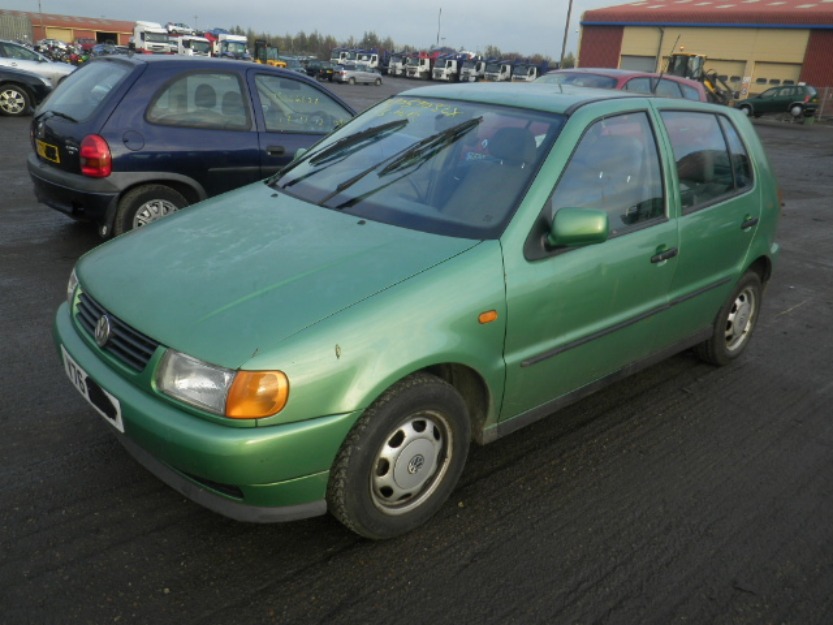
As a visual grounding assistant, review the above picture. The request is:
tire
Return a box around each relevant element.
[348,77,356,85]
[737,104,752,117]
[789,104,803,118]
[695,271,762,366]
[0,83,31,117]
[327,372,471,540]
[374,78,381,86]
[114,184,188,235]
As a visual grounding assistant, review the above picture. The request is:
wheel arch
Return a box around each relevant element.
[746,254,773,285]
[102,175,206,236]
[422,363,491,444]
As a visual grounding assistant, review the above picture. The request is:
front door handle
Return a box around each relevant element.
[267,145,286,157]
[651,247,678,264]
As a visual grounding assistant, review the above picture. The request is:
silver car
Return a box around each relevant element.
[0,39,75,87]
[333,63,382,86]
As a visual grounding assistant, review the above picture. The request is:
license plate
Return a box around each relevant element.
[36,139,60,164]
[61,346,124,433]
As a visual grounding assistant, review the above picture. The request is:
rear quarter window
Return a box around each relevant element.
[37,60,131,121]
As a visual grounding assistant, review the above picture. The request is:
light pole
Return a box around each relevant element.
[559,0,574,68]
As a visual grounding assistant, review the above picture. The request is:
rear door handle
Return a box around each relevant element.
[651,247,678,264]
[741,216,759,230]
[266,145,286,156]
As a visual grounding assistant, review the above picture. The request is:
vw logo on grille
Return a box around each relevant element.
[407,454,425,475]
[94,315,112,347]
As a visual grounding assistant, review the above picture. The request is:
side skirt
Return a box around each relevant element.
[478,328,712,445]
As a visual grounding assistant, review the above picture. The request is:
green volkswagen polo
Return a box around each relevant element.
[56,83,781,539]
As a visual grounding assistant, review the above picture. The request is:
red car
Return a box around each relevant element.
[74,38,96,52]
[536,68,710,102]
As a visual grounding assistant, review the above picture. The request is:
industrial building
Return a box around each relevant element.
[0,9,134,46]
[579,0,833,97]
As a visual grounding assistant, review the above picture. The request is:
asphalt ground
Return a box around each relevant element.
[1,77,833,625]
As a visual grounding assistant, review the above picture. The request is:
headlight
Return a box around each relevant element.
[157,350,289,419]
[66,268,79,307]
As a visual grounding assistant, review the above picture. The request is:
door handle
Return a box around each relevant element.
[741,216,759,230]
[266,145,286,156]
[651,247,678,264]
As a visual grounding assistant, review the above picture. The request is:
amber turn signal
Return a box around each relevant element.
[478,310,499,324]
[226,371,289,418]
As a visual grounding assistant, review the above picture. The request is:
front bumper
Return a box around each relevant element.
[54,302,360,523]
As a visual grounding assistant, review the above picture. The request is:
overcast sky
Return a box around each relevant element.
[4,0,618,58]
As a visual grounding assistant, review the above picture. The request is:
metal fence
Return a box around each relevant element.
[0,13,33,43]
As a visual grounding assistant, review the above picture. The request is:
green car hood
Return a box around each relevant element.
[77,183,480,368]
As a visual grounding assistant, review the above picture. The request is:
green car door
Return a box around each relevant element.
[499,109,678,426]
[652,107,763,344]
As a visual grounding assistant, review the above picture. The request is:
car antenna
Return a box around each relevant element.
[653,33,680,95]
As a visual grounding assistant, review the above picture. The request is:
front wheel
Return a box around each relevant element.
[695,271,762,366]
[114,184,188,235]
[327,373,470,540]
[0,83,31,117]
[348,77,356,85]
[789,104,804,118]
[737,104,752,117]
[374,78,381,86]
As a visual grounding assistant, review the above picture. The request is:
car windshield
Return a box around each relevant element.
[270,96,565,239]
[37,58,131,120]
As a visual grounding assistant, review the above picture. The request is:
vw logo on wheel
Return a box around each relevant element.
[407,454,425,475]
[94,315,112,347]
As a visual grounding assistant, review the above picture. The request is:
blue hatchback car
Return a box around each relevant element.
[28,55,355,237]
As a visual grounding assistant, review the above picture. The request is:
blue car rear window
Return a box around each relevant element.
[38,59,131,122]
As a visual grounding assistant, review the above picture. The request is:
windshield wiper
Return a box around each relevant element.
[273,119,408,191]
[307,119,408,166]
[377,117,482,176]
[322,117,483,208]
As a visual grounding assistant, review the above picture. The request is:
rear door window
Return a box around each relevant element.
[660,111,754,213]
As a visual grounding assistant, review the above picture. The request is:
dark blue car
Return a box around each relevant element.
[28,55,355,237]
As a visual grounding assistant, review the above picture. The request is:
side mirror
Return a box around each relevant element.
[547,207,609,248]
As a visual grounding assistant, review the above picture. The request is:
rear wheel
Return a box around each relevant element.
[114,184,188,235]
[374,78,381,86]
[695,271,762,366]
[327,373,470,540]
[0,83,31,117]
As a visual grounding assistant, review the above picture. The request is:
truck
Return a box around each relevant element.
[203,29,250,60]
[510,60,549,82]
[132,21,175,54]
[432,53,472,82]
[406,48,453,80]
[175,35,211,57]
[387,52,407,76]
[484,59,514,82]
[330,48,357,65]
[354,48,387,72]
[459,57,486,82]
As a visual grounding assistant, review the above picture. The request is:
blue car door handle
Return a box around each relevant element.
[267,145,286,156]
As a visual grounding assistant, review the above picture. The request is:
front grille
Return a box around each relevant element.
[76,292,159,371]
